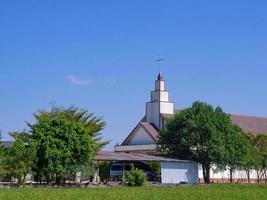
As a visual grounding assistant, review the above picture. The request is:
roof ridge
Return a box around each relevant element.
[230,114,267,120]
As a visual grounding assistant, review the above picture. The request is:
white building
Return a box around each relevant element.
[98,73,267,184]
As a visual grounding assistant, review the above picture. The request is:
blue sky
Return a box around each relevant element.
[0,0,267,149]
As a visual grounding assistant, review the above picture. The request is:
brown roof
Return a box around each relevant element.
[173,108,267,134]
[230,114,267,134]
[95,151,194,162]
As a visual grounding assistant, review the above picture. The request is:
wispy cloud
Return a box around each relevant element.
[66,74,117,86]
[66,75,89,86]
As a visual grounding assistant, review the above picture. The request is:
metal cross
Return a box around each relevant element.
[155,57,166,73]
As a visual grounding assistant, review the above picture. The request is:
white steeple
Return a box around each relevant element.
[146,73,174,129]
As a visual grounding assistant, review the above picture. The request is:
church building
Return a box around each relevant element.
[111,72,267,183]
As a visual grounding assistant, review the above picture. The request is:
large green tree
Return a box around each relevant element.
[28,105,108,184]
[158,101,243,183]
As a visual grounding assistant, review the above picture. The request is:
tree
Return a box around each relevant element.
[158,101,238,183]
[242,133,267,183]
[254,134,267,183]
[223,125,249,183]
[3,131,34,184]
[28,105,108,185]
[0,131,6,180]
[240,134,260,183]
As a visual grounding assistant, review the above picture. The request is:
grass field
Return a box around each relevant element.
[0,184,267,200]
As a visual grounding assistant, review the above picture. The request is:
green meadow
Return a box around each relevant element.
[0,184,266,200]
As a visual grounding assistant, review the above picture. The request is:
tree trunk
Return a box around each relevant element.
[246,169,250,183]
[202,164,210,183]
[256,171,260,183]
[55,174,61,185]
[229,167,234,183]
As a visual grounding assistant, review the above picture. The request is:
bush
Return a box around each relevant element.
[125,165,147,187]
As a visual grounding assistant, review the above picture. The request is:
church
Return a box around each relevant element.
[97,72,267,184]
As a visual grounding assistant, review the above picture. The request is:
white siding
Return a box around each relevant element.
[151,91,169,102]
[161,162,199,184]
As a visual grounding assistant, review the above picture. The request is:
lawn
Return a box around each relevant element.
[0,184,266,200]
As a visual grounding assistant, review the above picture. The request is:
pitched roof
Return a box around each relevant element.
[95,151,195,163]
[230,114,267,134]
[170,108,267,134]
[121,118,158,145]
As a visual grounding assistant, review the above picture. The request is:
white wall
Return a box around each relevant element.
[198,164,259,180]
[146,102,160,128]
[161,162,199,184]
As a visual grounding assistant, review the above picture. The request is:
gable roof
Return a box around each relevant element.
[121,119,159,145]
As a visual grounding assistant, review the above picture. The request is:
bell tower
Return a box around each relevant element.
[146,73,174,129]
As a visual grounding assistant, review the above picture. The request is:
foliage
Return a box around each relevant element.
[241,133,267,182]
[0,185,267,200]
[99,161,111,181]
[223,125,249,182]
[79,162,94,182]
[0,145,6,180]
[2,132,35,184]
[125,165,147,186]
[28,105,108,184]
[158,101,243,183]
[145,161,161,176]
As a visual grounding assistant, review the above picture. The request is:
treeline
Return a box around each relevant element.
[158,101,267,183]
[0,105,108,185]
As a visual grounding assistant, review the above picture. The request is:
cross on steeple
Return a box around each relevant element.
[155,57,166,73]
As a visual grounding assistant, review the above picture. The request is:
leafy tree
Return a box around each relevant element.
[0,132,6,180]
[254,134,267,182]
[158,101,238,183]
[223,125,249,183]
[3,131,34,184]
[240,135,260,183]
[28,105,108,185]
[243,133,267,183]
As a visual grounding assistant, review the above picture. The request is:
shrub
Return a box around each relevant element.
[125,165,147,187]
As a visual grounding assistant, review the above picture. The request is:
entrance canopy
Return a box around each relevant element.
[95,151,194,163]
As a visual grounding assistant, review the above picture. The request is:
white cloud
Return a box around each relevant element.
[66,74,116,86]
[66,75,89,86]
